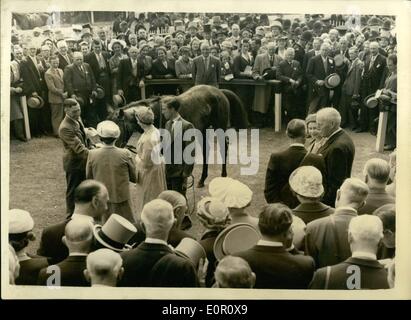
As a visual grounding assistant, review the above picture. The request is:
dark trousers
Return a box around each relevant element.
[65,169,86,216]
[28,103,52,136]
[166,177,187,196]
[359,104,379,133]
[283,88,305,121]
[338,94,359,128]
[385,110,397,147]
[307,92,330,115]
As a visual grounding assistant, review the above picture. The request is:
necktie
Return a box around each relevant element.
[132,59,137,77]
[98,53,106,69]
[369,55,376,70]
[323,58,327,73]
[270,55,274,67]
[204,57,209,71]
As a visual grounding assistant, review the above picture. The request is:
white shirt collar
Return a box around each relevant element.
[71,213,94,224]
[326,127,342,140]
[17,252,30,262]
[290,143,305,148]
[257,240,283,247]
[335,206,358,214]
[145,238,168,246]
[352,251,377,260]
[69,252,89,257]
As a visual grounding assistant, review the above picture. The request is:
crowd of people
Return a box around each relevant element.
[10,13,397,150]
[8,13,397,291]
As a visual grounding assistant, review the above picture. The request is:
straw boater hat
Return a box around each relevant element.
[289,166,324,199]
[174,238,206,268]
[209,177,253,208]
[364,92,380,109]
[27,95,44,109]
[324,73,341,89]
[213,223,261,261]
[93,214,137,252]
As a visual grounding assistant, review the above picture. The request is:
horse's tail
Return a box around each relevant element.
[220,89,250,130]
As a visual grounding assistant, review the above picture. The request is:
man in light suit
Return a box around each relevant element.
[63,51,98,127]
[338,46,363,129]
[316,108,355,206]
[58,99,93,215]
[192,42,221,87]
[305,178,369,269]
[86,121,136,223]
[306,42,336,114]
[56,40,72,71]
[45,55,67,136]
[161,98,195,197]
[309,215,389,289]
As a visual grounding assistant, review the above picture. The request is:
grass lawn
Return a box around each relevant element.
[8,128,389,255]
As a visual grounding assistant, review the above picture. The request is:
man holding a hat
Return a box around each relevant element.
[86,120,136,223]
[120,199,198,287]
[9,209,48,285]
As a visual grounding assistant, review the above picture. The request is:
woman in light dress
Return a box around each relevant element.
[305,113,325,154]
[108,39,128,96]
[134,106,167,218]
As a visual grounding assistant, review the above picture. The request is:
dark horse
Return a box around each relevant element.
[108,85,249,187]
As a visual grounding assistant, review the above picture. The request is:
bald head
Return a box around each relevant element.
[63,219,93,254]
[336,178,369,209]
[157,190,187,224]
[141,199,175,238]
[85,249,123,286]
[348,215,383,253]
[215,256,256,288]
[316,107,341,138]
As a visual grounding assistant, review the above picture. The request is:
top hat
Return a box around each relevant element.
[214,223,261,261]
[27,95,45,109]
[174,238,206,268]
[93,214,137,252]
[324,73,341,89]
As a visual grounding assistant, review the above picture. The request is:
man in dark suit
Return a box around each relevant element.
[120,199,198,287]
[358,41,387,133]
[59,99,93,215]
[161,98,195,196]
[84,39,111,122]
[117,46,145,103]
[234,203,315,289]
[316,108,355,206]
[192,42,221,87]
[63,51,98,127]
[37,219,92,286]
[37,180,109,264]
[358,158,395,215]
[151,46,177,95]
[303,37,322,72]
[9,209,48,285]
[306,42,336,114]
[277,47,305,120]
[309,215,389,289]
[305,178,369,269]
[56,40,72,71]
[264,119,326,209]
[20,42,51,137]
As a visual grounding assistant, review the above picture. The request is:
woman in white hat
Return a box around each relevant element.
[134,106,167,219]
[108,39,128,95]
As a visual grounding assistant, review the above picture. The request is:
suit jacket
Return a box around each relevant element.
[45,68,65,104]
[277,59,303,92]
[309,257,389,289]
[303,49,319,72]
[264,145,327,209]
[63,63,96,97]
[317,129,355,206]
[361,53,387,94]
[164,116,195,179]
[292,42,306,66]
[120,242,198,287]
[86,146,136,203]
[233,54,253,79]
[59,115,90,172]
[306,54,336,97]
[357,187,395,215]
[58,52,72,71]
[341,58,363,96]
[151,58,176,78]
[117,57,145,92]
[84,51,111,95]
[37,219,70,264]
[293,202,335,224]
[192,55,221,87]
[234,245,315,289]
[20,56,46,96]
[252,52,282,77]
[15,256,49,285]
[37,255,88,287]
[305,207,358,269]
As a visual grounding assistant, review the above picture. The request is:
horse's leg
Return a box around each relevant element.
[221,136,228,177]
[197,130,209,188]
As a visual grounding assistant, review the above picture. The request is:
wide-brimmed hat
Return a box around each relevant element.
[364,93,379,109]
[27,95,44,109]
[174,238,206,267]
[93,214,137,252]
[112,93,126,107]
[96,85,105,99]
[209,177,253,209]
[96,120,120,138]
[213,223,261,261]
[289,166,324,198]
[324,73,341,89]
[108,39,126,51]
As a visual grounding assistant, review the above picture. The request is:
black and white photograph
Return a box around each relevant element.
[1,0,410,301]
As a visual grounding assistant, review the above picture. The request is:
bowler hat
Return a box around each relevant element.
[112,93,126,107]
[27,95,44,109]
[324,73,341,89]
[93,214,137,252]
[214,223,261,261]
[175,238,206,267]
[300,30,313,42]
